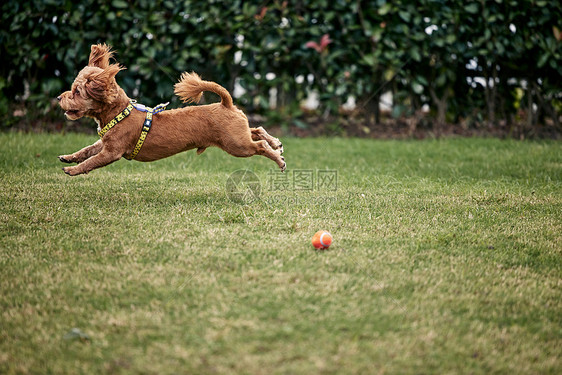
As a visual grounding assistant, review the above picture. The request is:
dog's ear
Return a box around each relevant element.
[88,43,114,69]
[85,64,124,102]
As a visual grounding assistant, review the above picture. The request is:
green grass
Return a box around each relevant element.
[1,132,561,374]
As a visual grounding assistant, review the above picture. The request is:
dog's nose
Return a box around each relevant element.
[57,96,62,101]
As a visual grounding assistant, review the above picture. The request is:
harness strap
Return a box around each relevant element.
[97,103,134,137]
[125,101,169,160]
[96,99,168,160]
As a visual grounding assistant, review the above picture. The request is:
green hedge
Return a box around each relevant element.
[1,0,560,130]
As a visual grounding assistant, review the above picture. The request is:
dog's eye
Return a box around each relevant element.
[75,89,80,96]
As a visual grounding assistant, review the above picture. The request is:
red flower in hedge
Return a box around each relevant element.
[255,7,267,20]
[305,34,332,53]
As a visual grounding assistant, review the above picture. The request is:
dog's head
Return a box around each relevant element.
[57,44,124,120]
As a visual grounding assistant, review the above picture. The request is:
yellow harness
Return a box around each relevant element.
[97,102,133,138]
[97,100,168,160]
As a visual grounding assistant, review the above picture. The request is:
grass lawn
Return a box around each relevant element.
[0,132,561,374]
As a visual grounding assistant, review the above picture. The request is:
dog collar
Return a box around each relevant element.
[124,100,169,160]
[97,102,134,138]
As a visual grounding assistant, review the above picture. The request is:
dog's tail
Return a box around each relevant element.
[174,72,233,109]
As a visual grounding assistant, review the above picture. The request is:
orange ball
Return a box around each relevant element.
[311,230,332,249]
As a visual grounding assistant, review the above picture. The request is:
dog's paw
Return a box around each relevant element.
[62,166,80,176]
[272,139,284,154]
[58,155,73,163]
[279,156,286,172]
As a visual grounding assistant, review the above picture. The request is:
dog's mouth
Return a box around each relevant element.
[64,109,81,119]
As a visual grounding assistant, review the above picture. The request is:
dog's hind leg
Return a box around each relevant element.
[59,139,103,164]
[254,140,286,171]
[224,139,286,172]
[250,127,283,154]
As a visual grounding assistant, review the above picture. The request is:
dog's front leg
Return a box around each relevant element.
[59,140,103,164]
[62,146,122,176]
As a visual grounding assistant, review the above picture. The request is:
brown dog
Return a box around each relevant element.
[57,44,285,176]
